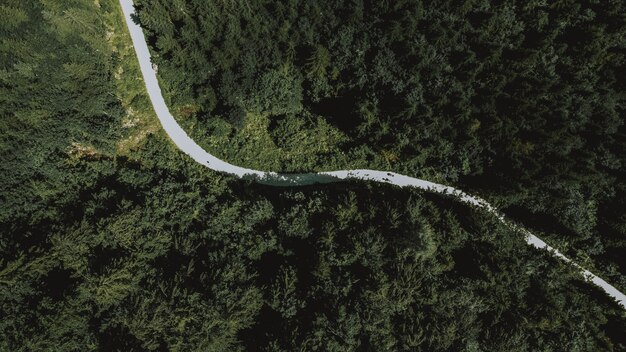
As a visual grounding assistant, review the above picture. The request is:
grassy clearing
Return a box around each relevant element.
[101,0,162,159]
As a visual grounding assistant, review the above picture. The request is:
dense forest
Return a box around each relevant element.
[1,0,626,351]
[134,0,626,292]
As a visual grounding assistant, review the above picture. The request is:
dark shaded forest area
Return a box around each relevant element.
[134,0,626,292]
[1,0,626,351]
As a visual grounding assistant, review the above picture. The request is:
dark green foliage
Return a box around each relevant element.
[135,0,626,289]
[3,151,626,350]
[2,0,626,351]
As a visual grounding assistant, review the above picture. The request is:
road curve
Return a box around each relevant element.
[119,0,626,309]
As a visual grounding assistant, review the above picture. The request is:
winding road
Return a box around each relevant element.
[119,0,626,309]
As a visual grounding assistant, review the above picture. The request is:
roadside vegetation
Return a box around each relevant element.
[1,0,626,350]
